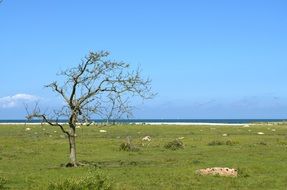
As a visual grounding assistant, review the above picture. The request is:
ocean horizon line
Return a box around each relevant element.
[0,119,286,124]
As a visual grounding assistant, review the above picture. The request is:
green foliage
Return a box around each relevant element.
[237,167,250,178]
[208,140,224,146]
[208,140,238,146]
[47,171,112,190]
[164,139,184,150]
[119,137,139,152]
[0,177,7,189]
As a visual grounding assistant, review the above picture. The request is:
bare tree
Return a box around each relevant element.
[26,51,154,167]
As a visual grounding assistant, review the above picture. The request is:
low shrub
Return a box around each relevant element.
[47,171,113,190]
[0,177,7,190]
[257,142,267,146]
[164,139,184,150]
[237,167,250,178]
[208,140,224,146]
[225,140,239,146]
[119,137,139,152]
[208,140,239,146]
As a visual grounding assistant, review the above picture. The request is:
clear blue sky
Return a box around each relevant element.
[0,0,287,119]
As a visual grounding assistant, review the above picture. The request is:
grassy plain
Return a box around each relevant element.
[1,123,287,189]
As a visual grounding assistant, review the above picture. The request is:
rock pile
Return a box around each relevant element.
[196,167,238,177]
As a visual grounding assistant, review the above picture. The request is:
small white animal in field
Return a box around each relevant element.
[142,136,151,141]
[257,132,264,135]
[25,128,31,131]
[99,129,107,133]
[222,134,228,137]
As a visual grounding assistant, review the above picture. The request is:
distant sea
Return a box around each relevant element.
[0,119,286,124]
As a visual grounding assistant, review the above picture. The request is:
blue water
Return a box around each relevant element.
[0,119,286,124]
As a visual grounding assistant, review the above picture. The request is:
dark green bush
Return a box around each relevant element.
[164,139,184,150]
[47,171,112,190]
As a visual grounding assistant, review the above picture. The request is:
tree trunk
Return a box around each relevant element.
[67,126,77,167]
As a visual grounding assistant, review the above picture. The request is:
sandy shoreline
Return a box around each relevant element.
[0,122,250,126]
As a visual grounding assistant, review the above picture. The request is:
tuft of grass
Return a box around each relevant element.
[208,140,239,146]
[164,139,184,150]
[237,167,250,178]
[208,140,224,146]
[47,171,112,190]
[0,177,8,190]
[119,137,139,152]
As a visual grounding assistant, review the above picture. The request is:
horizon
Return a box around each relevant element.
[1,1,287,119]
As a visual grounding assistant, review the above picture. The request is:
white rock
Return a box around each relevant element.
[222,134,228,137]
[196,167,238,177]
[257,132,264,135]
[99,130,107,133]
[142,136,151,141]
[54,131,57,133]
[76,126,81,129]
[25,128,31,131]
[271,129,276,132]
[243,125,250,128]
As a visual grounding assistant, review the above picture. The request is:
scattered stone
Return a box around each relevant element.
[272,129,276,132]
[222,134,228,137]
[54,131,57,133]
[142,136,151,141]
[257,132,264,135]
[243,125,250,128]
[196,167,238,177]
[25,128,31,131]
[99,129,107,133]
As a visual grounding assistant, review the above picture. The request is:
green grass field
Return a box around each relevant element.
[1,123,287,189]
